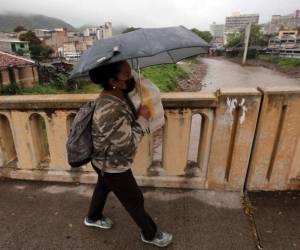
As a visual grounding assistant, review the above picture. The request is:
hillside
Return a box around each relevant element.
[0,13,76,32]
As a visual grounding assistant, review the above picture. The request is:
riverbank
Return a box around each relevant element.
[227,55,300,79]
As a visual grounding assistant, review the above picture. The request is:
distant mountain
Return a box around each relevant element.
[76,24,93,32]
[0,13,76,32]
[0,12,130,36]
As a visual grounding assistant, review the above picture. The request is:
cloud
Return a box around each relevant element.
[1,0,299,29]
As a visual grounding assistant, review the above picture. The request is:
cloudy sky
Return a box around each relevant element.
[1,0,299,29]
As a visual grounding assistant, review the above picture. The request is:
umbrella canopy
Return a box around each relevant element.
[69,25,209,79]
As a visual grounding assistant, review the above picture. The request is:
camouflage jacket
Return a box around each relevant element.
[91,94,149,173]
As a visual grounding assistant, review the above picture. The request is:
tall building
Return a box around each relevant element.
[33,29,52,41]
[43,28,69,57]
[210,22,224,37]
[259,23,270,34]
[210,22,225,48]
[269,10,300,34]
[225,12,259,33]
[224,12,259,44]
[83,22,112,40]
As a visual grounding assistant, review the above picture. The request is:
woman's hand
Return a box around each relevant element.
[139,105,151,120]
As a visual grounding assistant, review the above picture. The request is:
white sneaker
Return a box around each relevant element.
[83,216,113,229]
[141,230,173,247]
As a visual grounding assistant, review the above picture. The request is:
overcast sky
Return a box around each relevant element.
[1,0,299,30]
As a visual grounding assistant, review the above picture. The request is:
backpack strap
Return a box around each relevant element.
[124,93,139,120]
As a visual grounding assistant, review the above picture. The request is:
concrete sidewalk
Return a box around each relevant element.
[0,177,298,250]
[249,191,300,250]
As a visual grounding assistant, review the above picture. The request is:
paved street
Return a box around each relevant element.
[1,178,299,249]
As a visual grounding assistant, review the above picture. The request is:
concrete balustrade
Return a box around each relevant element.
[207,88,262,190]
[246,87,300,190]
[0,87,300,191]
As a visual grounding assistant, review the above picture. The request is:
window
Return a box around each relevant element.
[11,43,16,52]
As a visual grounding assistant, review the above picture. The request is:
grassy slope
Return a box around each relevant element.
[257,55,300,69]
[141,64,188,92]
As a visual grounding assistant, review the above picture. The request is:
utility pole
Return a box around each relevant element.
[242,22,252,65]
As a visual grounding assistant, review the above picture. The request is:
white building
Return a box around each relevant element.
[83,22,112,40]
[269,10,300,34]
[224,12,259,44]
[210,22,224,38]
[33,29,52,41]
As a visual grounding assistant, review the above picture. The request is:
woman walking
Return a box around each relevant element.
[84,60,173,248]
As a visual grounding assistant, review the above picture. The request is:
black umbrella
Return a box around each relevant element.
[69,25,209,79]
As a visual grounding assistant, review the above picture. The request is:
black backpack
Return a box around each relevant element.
[66,99,97,168]
[66,94,138,168]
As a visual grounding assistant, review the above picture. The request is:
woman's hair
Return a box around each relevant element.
[88,61,126,90]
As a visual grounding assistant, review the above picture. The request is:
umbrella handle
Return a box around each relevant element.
[137,62,144,105]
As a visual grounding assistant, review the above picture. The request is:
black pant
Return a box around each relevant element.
[87,162,158,241]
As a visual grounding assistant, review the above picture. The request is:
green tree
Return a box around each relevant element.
[191,28,213,43]
[14,25,27,32]
[226,24,268,48]
[226,32,243,48]
[19,31,54,60]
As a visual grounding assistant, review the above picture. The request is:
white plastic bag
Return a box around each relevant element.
[128,72,165,133]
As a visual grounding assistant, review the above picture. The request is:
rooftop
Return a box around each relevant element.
[0,51,35,68]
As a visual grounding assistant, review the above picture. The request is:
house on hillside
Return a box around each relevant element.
[0,51,39,91]
[0,38,31,58]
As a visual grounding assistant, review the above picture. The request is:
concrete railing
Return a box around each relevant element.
[0,86,300,191]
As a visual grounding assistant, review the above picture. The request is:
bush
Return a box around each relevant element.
[39,66,82,91]
[238,48,258,59]
[215,49,224,56]
[225,50,240,58]
[49,71,70,89]
[1,83,22,95]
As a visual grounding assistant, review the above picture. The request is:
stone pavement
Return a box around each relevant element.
[0,177,298,250]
